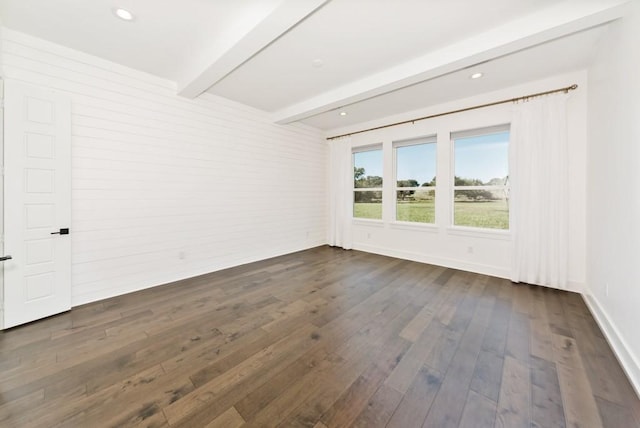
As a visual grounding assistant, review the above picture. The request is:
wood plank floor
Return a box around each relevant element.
[1,246,639,427]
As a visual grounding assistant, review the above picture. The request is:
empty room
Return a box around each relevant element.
[1,0,639,427]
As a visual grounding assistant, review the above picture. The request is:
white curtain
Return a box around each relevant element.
[510,95,569,288]
[328,136,353,249]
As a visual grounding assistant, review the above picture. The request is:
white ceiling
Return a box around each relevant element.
[302,26,606,130]
[0,0,281,81]
[210,0,560,112]
[0,0,629,131]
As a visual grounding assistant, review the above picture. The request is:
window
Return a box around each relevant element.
[452,125,510,230]
[353,147,383,220]
[394,137,437,223]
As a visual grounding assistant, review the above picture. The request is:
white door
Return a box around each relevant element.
[3,80,72,329]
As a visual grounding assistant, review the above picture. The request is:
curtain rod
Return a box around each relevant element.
[326,83,578,140]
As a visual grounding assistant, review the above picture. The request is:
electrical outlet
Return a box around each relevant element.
[467,246,474,254]
[178,251,185,260]
[367,233,371,239]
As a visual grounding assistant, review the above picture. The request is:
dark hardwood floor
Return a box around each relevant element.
[1,246,639,427]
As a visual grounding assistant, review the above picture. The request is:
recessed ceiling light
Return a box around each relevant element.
[114,8,134,21]
[340,111,348,116]
[470,72,484,79]
[312,59,324,68]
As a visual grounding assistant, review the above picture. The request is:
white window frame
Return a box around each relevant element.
[352,145,384,221]
[450,124,510,231]
[393,135,437,224]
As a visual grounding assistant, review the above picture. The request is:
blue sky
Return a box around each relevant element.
[396,143,436,184]
[354,131,509,185]
[455,131,509,183]
[354,149,384,177]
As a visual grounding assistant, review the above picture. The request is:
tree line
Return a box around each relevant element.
[354,167,507,202]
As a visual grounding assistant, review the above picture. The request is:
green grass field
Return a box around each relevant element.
[354,200,509,229]
[396,201,435,223]
[353,202,382,220]
[454,200,509,229]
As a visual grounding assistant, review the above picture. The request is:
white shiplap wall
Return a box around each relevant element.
[0,28,328,306]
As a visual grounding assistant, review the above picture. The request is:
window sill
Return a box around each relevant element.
[352,218,385,228]
[390,221,439,233]
[446,226,511,241]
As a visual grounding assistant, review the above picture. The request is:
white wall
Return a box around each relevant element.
[0,28,328,306]
[0,77,4,328]
[586,2,640,395]
[327,71,588,292]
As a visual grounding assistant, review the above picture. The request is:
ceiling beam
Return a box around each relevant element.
[178,0,330,99]
[272,0,629,124]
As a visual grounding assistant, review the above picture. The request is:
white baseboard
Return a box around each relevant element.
[352,243,585,293]
[583,293,640,398]
[352,243,511,279]
[72,241,327,307]
[566,280,585,294]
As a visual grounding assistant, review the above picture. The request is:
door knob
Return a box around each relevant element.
[0,255,12,262]
[51,228,70,235]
